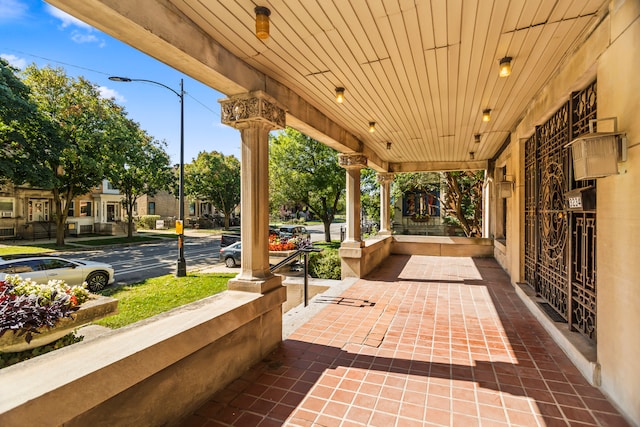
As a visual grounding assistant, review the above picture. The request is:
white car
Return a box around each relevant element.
[0,255,115,292]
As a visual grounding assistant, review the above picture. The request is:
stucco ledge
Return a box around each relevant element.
[0,287,286,426]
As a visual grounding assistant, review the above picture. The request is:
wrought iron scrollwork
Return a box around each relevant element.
[524,81,598,342]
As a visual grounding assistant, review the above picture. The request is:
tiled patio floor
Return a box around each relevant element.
[180,255,630,427]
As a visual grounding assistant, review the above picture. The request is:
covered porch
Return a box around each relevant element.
[4,0,639,424]
[181,254,628,426]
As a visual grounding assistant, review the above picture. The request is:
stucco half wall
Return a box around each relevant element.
[340,235,494,278]
[0,287,286,427]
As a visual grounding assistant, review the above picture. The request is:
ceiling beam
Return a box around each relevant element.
[390,161,488,173]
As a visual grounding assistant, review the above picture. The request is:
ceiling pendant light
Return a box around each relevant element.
[499,56,512,77]
[255,6,271,40]
[482,109,491,122]
[335,87,345,103]
[369,122,376,133]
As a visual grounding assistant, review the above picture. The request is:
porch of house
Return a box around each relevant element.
[0,240,630,426]
[181,254,627,427]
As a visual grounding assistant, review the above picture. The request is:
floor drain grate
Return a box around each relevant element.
[538,302,567,323]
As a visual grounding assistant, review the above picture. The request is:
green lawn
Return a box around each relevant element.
[0,245,54,256]
[94,273,234,328]
[72,235,161,246]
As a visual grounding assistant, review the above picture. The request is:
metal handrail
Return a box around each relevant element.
[269,250,303,272]
[269,245,324,307]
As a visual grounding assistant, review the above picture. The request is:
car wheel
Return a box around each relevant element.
[225,257,237,268]
[86,272,108,292]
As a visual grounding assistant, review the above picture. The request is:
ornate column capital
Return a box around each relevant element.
[338,153,367,170]
[376,172,395,184]
[220,91,286,130]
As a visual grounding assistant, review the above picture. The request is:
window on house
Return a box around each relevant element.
[189,203,195,216]
[148,202,156,215]
[68,201,75,217]
[79,201,92,217]
[0,199,14,218]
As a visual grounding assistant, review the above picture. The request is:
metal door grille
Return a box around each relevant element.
[569,80,597,341]
[535,104,570,319]
[524,135,537,290]
[524,80,597,342]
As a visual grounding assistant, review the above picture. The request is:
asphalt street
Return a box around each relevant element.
[58,222,345,286]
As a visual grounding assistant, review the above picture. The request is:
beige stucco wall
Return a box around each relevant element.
[502,3,640,422]
[593,2,640,421]
[0,288,286,427]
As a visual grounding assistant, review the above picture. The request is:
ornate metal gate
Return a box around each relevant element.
[524,81,598,342]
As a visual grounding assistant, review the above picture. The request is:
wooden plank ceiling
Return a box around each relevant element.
[55,0,609,171]
[170,0,607,170]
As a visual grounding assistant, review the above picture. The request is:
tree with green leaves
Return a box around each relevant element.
[0,59,55,186]
[269,128,345,242]
[391,171,484,237]
[360,168,380,225]
[105,116,174,238]
[22,65,122,246]
[441,171,484,237]
[184,151,240,230]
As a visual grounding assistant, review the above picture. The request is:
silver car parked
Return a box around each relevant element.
[0,255,115,292]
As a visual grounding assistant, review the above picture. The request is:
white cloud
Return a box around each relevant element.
[98,86,126,103]
[71,31,98,44]
[45,4,106,47]
[0,0,28,22]
[0,53,27,69]
[45,4,91,29]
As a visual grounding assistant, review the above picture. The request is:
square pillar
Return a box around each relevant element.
[338,153,367,248]
[220,91,286,293]
[377,173,394,235]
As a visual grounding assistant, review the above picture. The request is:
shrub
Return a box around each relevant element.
[137,215,161,229]
[308,250,341,280]
[0,275,90,344]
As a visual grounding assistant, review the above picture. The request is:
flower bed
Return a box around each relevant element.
[268,235,309,251]
[0,275,117,353]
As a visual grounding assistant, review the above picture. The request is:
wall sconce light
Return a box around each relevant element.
[369,122,376,133]
[255,6,271,40]
[499,177,514,198]
[469,151,475,160]
[566,117,627,180]
[386,141,392,150]
[499,56,512,77]
[474,133,481,143]
[482,109,491,122]
[335,87,345,103]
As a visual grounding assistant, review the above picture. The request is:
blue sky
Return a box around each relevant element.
[0,0,242,164]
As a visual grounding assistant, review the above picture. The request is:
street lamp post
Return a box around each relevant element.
[109,76,187,277]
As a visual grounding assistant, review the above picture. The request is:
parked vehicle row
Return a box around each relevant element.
[0,255,115,292]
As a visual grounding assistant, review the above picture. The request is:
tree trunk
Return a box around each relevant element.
[52,188,71,247]
[126,195,135,238]
[224,213,230,230]
[323,219,332,242]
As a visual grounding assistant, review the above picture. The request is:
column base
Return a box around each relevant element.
[340,240,365,249]
[228,274,283,294]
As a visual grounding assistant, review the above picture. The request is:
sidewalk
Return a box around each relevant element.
[179,255,631,427]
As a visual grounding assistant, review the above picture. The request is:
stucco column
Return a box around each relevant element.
[338,153,367,248]
[377,172,394,235]
[220,91,286,293]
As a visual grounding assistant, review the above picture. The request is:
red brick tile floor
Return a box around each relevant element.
[179,255,630,427]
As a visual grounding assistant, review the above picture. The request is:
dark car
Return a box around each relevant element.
[0,255,115,292]
[220,241,241,267]
[278,225,308,238]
